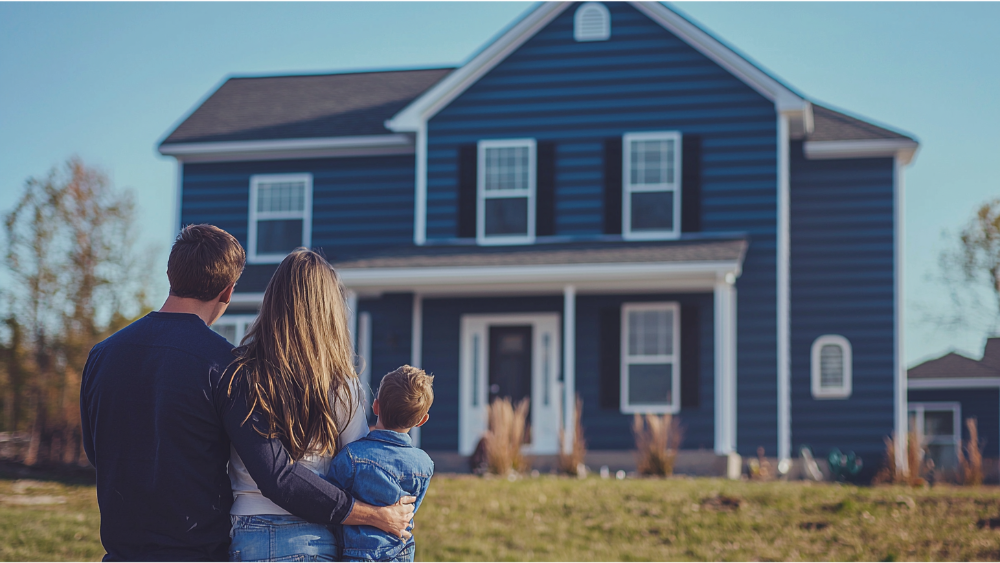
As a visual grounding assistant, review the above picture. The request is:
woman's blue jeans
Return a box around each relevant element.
[229,514,339,562]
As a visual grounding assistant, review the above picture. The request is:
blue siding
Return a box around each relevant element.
[909,388,1000,458]
[182,155,416,291]
[789,140,896,461]
[358,293,415,406]
[576,293,715,451]
[425,1,778,455]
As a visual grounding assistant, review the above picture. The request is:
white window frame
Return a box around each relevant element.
[908,402,961,465]
[810,334,852,399]
[622,131,682,241]
[211,314,258,346]
[620,302,681,414]
[356,311,374,406]
[247,173,313,264]
[574,2,611,42]
[477,139,536,246]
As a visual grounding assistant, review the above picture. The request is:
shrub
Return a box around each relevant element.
[483,397,531,475]
[632,413,683,476]
[557,395,587,476]
[873,431,925,486]
[958,417,983,486]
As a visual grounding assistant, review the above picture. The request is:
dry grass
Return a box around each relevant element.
[557,396,586,476]
[960,417,985,486]
[483,397,530,475]
[875,431,926,486]
[631,413,683,477]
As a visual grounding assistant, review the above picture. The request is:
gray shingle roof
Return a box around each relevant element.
[332,238,748,270]
[808,104,914,142]
[908,338,1000,379]
[160,68,454,145]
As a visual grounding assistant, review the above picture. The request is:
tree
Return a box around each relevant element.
[937,199,1000,336]
[1,157,156,465]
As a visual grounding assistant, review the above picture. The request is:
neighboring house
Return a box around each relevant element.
[908,339,1000,474]
[158,2,918,472]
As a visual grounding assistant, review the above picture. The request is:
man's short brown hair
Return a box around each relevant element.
[167,224,246,301]
[377,365,434,430]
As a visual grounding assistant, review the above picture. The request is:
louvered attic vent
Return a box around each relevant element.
[574,2,610,42]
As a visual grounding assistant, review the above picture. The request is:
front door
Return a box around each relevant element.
[459,314,561,455]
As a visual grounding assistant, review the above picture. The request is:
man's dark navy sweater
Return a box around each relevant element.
[80,312,355,561]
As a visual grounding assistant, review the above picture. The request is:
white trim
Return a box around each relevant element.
[386,2,570,132]
[804,139,919,165]
[347,291,358,351]
[777,113,791,462]
[357,311,373,406]
[247,173,313,264]
[477,138,537,245]
[714,275,737,454]
[908,377,1000,390]
[459,313,562,455]
[574,2,611,42]
[810,335,853,399]
[174,160,184,239]
[630,2,808,114]
[622,131,682,241]
[409,293,423,447]
[211,313,258,345]
[159,134,413,158]
[620,302,682,414]
[562,285,576,454]
[894,155,908,472]
[414,124,428,245]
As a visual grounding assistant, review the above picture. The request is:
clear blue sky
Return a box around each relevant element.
[2,2,999,366]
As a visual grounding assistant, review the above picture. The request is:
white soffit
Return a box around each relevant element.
[804,139,919,165]
[158,135,414,162]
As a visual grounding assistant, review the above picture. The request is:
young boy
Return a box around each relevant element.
[329,365,435,562]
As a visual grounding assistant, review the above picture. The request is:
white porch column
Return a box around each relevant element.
[346,290,358,351]
[562,285,576,454]
[714,274,738,454]
[409,293,423,447]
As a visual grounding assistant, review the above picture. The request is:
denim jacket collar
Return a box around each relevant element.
[364,429,412,447]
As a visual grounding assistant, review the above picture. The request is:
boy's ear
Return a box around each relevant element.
[415,413,429,427]
[219,282,235,305]
[372,399,380,417]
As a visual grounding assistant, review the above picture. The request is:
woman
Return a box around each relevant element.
[225,249,375,561]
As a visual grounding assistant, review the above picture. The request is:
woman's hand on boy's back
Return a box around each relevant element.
[342,496,417,539]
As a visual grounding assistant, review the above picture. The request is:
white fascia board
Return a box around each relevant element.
[804,139,920,165]
[633,2,809,115]
[907,377,1000,390]
[158,134,414,159]
[387,2,570,132]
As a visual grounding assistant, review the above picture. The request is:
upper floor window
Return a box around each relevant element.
[477,139,536,245]
[211,314,257,345]
[811,334,852,399]
[574,2,611,42]
[620,302,680,414]
[622,132,682,240]
[248,173,312,263]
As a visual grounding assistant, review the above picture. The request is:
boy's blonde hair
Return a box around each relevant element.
[378,365,434,430]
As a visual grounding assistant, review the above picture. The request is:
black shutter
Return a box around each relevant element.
[680,303,700,409]
[603,138,623,235]
[457,144,478,238]
[681,134,702,233]
[536,141,556,237]
[599,306,622,410]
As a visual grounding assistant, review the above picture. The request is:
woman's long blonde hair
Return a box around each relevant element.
[229,248,357,460]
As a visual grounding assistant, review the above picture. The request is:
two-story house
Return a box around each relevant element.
[158,2,918,476]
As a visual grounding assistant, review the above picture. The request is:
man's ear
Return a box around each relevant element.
[219,282,235,304]
[415,413,429,427]
[372,399,380,417]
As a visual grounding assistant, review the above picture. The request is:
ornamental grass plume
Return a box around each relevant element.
[484,397,531,475]
[958,417,984,486]
[557,395,587,476]
[874,431,925,486]
[632,413,684,476]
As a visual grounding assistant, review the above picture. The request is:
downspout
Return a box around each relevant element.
[777,112,791,463]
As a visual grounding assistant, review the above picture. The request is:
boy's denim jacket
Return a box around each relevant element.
[328,429,434,561]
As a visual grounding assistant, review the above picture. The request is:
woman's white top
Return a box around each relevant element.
[229,378,369,516]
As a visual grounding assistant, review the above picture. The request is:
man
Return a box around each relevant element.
[81,224,413,561]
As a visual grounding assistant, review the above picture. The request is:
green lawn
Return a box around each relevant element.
[4,471,1000,561]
